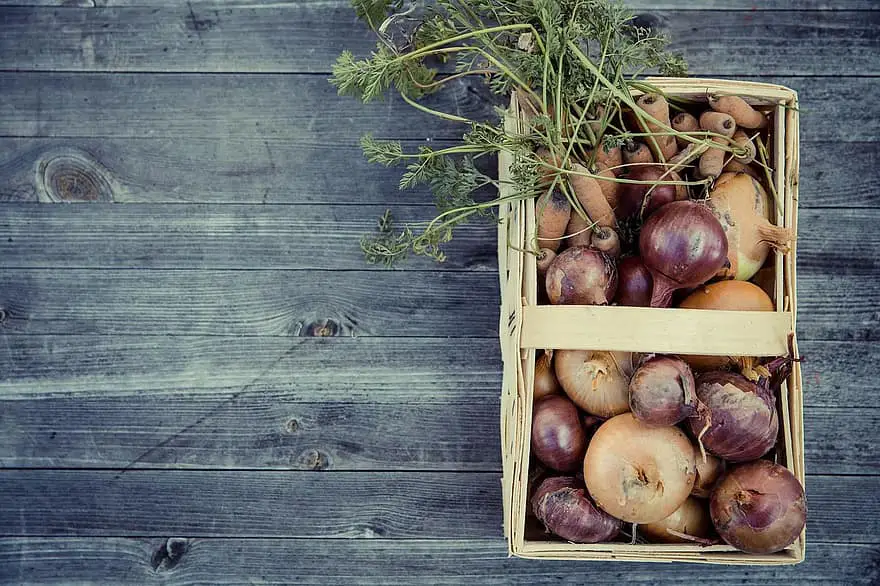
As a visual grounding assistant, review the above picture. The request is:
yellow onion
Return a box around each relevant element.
[641,497,711,544]
[555,350,635,418]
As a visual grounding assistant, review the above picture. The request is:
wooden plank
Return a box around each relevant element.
[0,138,873,207]
[0,391,874,474]
[0,336,868,407]
[0,539,878,586]
[0,6,877,75]
[0,73,874,143]
[0,471,875,543]
[0,204,497,272]
[0,268,874,340]
[0,206,868,272]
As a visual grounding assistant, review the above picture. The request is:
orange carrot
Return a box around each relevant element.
[699,111,737,137]
[570,163,616,229]
[622,141,653,165]
[594,161,620,209]
[709,95,768,129]
[536,189,571,252]
[635,93,677,160]
[671,112,699,148]
[731,129,756,164]
[698,138,727,179]
[590,145,622,172]
[565,211,593,247]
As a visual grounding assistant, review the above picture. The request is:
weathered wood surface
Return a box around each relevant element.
[0,73,877,142]
[1,6,877,75]
[0,539,876,586]
[0,138,876,206]
[0,471,876,543]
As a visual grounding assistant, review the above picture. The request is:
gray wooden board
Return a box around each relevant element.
[0,138,876,207]
[0,336,870,408]
[0,539,878,586]
[2,0,877,9]
[0,73,875,142]
[0,269,877,340]
[0,206,871,273]
[1,5,878,75]
[0,471,876,543]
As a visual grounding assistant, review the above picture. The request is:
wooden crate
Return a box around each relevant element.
[497,78,803,564]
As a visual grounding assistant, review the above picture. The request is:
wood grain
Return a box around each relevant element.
[0,6,877,75]
[0,206,868,273]
[0,538,877,585]
[0,471,875,543]
[0,139,873,206]
[0,73,874,142]
[0,268,875,340]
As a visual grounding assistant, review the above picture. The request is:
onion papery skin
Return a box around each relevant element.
[531,395,588,472]
[532,476,623,543]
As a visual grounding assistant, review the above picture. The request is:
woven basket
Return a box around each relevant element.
[497,78,803,564]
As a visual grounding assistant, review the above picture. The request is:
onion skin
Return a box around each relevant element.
[614,256,653,307]
[692,451,726,498]
[555,350,634,418]
[534,351,561,401]
[629,356,696,426]
[677,281,775,371]
[584,413,696,523]
[641,497,711,544]
[532,476,622,543]
[545,246,617,306]
[711,460,806,554]
[639,201,729,308]
[617,166,687,220]
[531,395,587,472]
[707,173,793,281]
[689,372,779,462]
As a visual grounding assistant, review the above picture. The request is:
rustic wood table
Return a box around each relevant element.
[1,1,878,583]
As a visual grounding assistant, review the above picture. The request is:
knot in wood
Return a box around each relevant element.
[285,418,300,433]
[304,319,339,337]
[35,148,115,202]
[300,449,330,471]
[630,13,665,32]
[150,537,188,572]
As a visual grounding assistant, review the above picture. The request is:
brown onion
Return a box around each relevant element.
[711,460,806,554]
[531,395,587,472]
[614,256,653,307]
[584,413,696,523]
[639,201,729,307]
[555,350,634,418]
[617,165,687,219]
[629,356,696,426]
[689,372,779,462]
[545,246,617,305]
[692,451,726,498]
[532,476,622,543]
[534,351,561,401]
[641,497,711,544]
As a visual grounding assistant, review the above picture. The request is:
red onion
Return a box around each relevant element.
[531,395,587,471]
[629,356,696,426]
[617,165,687,219]
[545,246,617,305]
[639,201,729,307]
[614,256,653,307]
[688,372,778,462]
[532,476,622,543]
[711,460,806,554]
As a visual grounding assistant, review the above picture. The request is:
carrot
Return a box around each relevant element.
[698,138,727,180]
[635,93,677,160]
[622,141,653,165]
[731,129,756,164]
[565,211,593,247]
[591,227,621,259]
[570,163,616,229]
[671,112,699,148]
[535,147,563,188]
[709,95,768,129]
[536,189,571,252]
[590,145,623,172]
[594,161,620,209]
[699,111,737,137]
[537,248,557,276]
[723,160,761,179]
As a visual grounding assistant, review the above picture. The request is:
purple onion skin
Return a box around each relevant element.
[545,246,617,306]
[614,256,653,307]
[689,372,779,462]
[531,396,587,472]
[710,460,806,554]
[617,166,685,219]
[639,201,729,307]
[532,476,622,543]
[629,356,696,426]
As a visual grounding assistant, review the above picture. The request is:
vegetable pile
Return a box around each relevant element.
[333,0,804,556]
[530,346,805,553]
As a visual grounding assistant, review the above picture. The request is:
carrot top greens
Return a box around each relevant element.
[331,0,691,266]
